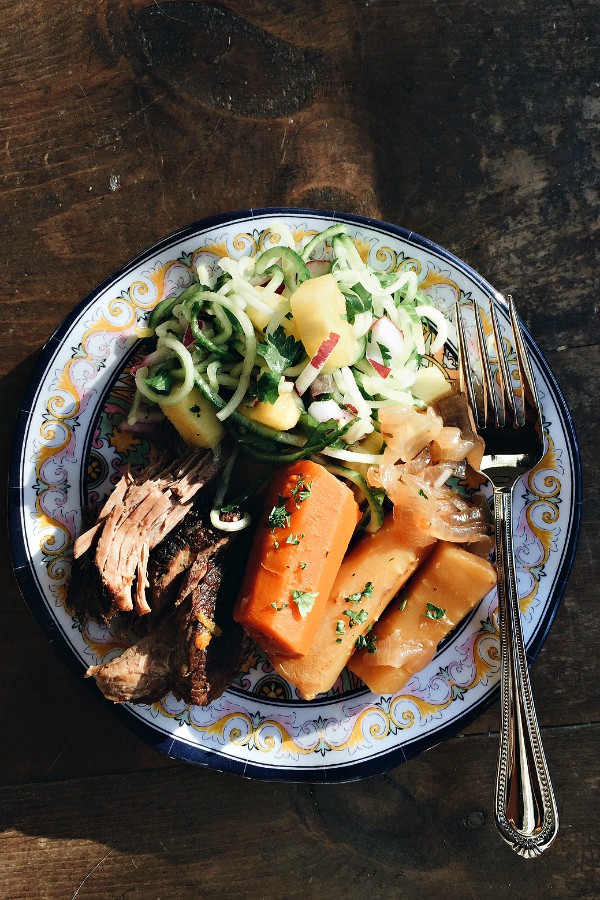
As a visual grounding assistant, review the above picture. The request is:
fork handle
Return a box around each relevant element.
[493,487,559,857]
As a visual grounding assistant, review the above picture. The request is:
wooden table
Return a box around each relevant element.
[2,2,598,897]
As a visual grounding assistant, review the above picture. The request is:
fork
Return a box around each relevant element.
[455,295,559,857]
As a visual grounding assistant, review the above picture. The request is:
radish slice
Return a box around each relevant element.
[294,332,340,396]
[308,399,353,425]
[306,260,332,277]
[130,347,170,376]
[372,315,405,356]
[366,315,405,379]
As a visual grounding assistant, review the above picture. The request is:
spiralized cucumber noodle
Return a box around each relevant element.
[133,221,450,474]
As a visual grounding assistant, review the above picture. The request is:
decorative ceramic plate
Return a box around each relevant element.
[9,209,581,782]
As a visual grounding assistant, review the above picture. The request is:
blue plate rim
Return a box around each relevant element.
[8,206,582,782]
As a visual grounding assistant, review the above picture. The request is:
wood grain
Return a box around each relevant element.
[1,0,599,894]
[2,727,598,899]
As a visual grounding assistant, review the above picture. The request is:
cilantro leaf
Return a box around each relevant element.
[424,602,446,620]
[291,589,318,618]
[377,342,392,366]
[256,326,302,377]
[250,372,280,405]
[343,283,372,324]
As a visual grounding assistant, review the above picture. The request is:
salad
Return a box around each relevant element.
[129,220,455,533]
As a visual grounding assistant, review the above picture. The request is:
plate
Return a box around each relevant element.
[9,208,581,782]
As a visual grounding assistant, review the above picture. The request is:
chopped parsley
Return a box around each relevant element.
[424,602,446,620]
[267,496,291,531]
[345,582,374,605]
[418,488,429,500]
[189,404,202,416]
[291,477,312,506]
[271,601,288,611]
[273,541,279,550]
[285,533,302,545]
[343,608,369,628]
[355,632,378,654]
[299,562,307,570]
[335,620,346,635]
[291,589,318,618]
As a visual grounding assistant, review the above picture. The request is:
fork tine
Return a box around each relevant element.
[507,295,542,428]
[474,302,497,428]
[489,298,518,428]
[454,302,480,429]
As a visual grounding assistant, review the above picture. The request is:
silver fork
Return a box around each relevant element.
[455,295,559,857]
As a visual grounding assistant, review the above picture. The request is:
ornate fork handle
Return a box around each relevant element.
[493,487,559,857]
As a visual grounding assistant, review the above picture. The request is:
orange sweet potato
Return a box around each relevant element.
[234,460,360,657]
[347,542,497,693]
[270,516,435,699]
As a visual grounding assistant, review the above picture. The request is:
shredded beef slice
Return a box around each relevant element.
[69,450,225,621]
[86,531,251,705]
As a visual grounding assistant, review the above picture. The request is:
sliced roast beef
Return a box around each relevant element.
[71,449,225,620]
[86,530,251,705]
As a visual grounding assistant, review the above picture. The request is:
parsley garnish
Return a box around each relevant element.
[335,620,346,635]
[273,541,279,549]
[285,533,302,545]
[271,601,288,611]
[189,404,202,415]
[345,583,373,605]
[267,497,290,531]
[290,589,318,618]
[418,488,429,500]
[424,602,446,620]
[343,608,369,628]
[355,633,378,654]
[291,477,312,506]
[299,562,307,570]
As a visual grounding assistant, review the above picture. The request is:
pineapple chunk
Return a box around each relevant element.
[411,366,452,405]
[290,274,363,374]
[161,386,225,449]
[246,288,300,340]
[241,392,300,431]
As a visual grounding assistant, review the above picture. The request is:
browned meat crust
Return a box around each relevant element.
[70,450,225,621]
[86,532,251,705]
[70,448,252,707]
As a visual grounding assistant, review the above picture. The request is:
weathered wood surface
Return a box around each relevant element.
[1,0,598,896]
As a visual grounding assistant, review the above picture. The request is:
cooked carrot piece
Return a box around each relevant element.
[233,460,360,658]
[347,542,497,694]
[270,516,435,699]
